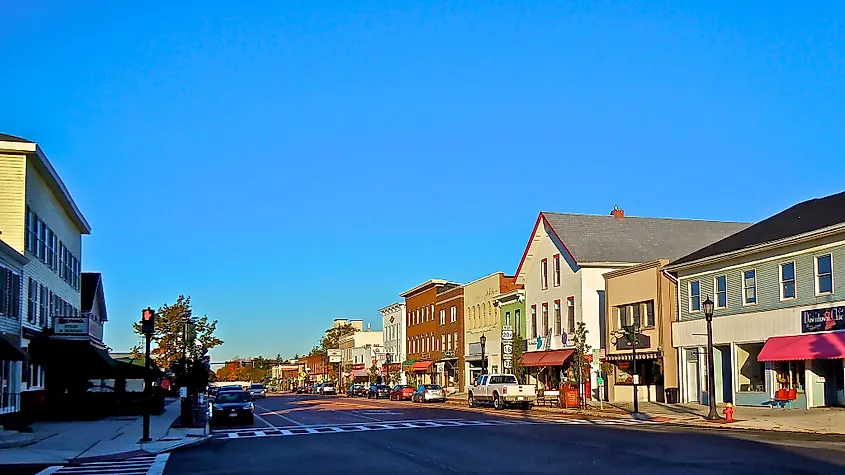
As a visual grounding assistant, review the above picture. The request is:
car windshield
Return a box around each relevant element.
[424,385,441,390]
[250,384,264,389]
[219,386,240,392]
[215,392,250,403]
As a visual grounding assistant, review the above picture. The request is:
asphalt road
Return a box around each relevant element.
[160,393,845,475]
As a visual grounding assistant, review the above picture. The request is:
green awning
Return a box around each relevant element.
[401,359,416,367]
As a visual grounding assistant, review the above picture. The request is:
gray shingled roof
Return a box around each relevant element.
[542,212,750,264]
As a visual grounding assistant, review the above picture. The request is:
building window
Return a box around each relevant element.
[632,303,641,327]
[780,262,796,300]
[553,300,561,335]
[553,254,561,287]
[689,280,701,311]
[541,303,549,337]
[27,279,36,323]
[25,207,35,253]
[715,275,727,308]
[515,309,521,337]
[816,254,833,295]
[530,305,537,338]
[646,300,655,327]
[743,270,757,305]
[505,311,511,326]
[567,299,575,333]
[736,343,766,393]
[450,306,456,323]
[439,309,445,325]
[34,219,43,259]
[441,335,446,351]
[541,258,548,290]
[447,333,452,351]
[39,285,48,326]
[454,331,458,348]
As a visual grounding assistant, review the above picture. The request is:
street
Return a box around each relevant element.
[159,394,845,475]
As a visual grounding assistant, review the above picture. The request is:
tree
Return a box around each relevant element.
[216,362,250,382]
[319,323,357,354]
[571,321,591,409]
[388,367,401,386]
[132,295,223,371]
[368,364,379,384]
[511,336,526,384]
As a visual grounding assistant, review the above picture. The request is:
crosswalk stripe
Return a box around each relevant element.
[36,454,167,475]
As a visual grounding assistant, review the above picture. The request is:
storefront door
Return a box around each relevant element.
[685,349,700,403]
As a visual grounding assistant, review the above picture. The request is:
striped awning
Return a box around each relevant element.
[605,352,659,362]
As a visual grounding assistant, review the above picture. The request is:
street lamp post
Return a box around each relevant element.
[703,297,721,420]
[611,321,641,414]
[480,335,487,375]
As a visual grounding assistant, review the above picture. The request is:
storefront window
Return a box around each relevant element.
[775,360,805,392]
[736,343,766,392]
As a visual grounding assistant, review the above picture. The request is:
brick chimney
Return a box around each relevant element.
[610,206,624,220]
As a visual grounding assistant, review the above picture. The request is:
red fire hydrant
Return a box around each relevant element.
[723,402,735,422]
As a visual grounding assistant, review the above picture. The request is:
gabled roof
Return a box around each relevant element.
[670,190,845,268]
[0,133,91,234]
[81,272,108,322]
[514,211,750,278]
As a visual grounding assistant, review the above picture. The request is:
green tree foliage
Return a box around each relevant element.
[571,321,591,407]
[132,295,223,371]
[368,364,379,384]
[388,367,401,386]
[511,337,525,383]
[318,323,357,354]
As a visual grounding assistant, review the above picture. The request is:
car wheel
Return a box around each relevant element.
[468,394,475,408]
[493,394,503,410]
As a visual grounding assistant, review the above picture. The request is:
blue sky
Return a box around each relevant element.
[1,1,843,361]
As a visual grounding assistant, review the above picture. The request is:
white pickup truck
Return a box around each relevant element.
[467,373,536,410]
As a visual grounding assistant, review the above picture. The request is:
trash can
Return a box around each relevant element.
[664,388,679,404]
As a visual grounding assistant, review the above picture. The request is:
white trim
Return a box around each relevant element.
[814,253,835,296]
[677,239,844,279]
[741,268,758,306]
[779,261,797,301]
[688,280,701,313]
[714,275,727,309]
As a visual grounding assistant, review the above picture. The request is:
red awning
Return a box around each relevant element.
[758,332,845,362]
[522,349,575,367]
[351,369,368,378]
[411,361,432,371]
[522,352,546,367]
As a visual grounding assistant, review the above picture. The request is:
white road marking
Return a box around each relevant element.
[35,467,62,475]
[255,403,305,427]
[146,453,171,475]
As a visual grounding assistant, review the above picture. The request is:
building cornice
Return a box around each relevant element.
[400,279,454,298]
[379,302,405,315]
[665,223,845,272]
[603,259,669,280]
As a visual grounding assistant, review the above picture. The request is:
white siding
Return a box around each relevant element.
[22,160,84,330]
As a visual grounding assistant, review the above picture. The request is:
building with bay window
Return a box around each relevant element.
[668,190,845,408]
[380,302,406,384]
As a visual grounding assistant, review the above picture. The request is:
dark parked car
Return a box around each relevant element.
[347,384,366,397]
[367,384,391,399]
[211,390,254,425]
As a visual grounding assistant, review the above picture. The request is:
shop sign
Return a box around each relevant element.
[802,306,845,333]
[352,363,365,370]
[54,317,89,335]
[328,349,342,363]
[614,333,650,351]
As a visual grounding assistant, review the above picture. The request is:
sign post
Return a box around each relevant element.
[140,307,155,443]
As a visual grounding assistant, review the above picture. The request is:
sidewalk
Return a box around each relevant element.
[0,398,210,466]
[446,393,845,435]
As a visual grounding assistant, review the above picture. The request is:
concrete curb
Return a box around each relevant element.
[444,397,845,435]
[143,435,213,454]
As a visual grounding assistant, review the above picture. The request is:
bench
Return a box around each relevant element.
[772,388,797,408]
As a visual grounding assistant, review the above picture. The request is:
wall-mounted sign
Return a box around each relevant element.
[802,306,845,333]
[352,363,365,370]
[328,349,342,363]
[443,350,455,358]
[536,336,543,350]
[614,333,651,351]
[54,317,89,335]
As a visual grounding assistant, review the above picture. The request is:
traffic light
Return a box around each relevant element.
[141,307,155,334]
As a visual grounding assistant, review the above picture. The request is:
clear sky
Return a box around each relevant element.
[1,1,843,362]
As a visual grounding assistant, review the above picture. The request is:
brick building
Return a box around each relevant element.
[400,279,459,385]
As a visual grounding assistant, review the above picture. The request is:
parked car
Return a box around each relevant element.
[467,374,536,410]
[211,390,254,425]
[367,384,391,399]
[249,383,267,399]
[412,384,446,403]
[321,383,336,395]
[390,385,415,401]
[347,384,366,397]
